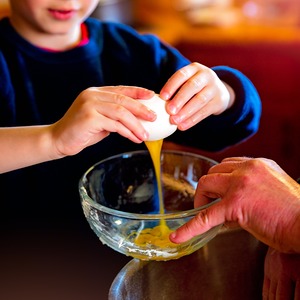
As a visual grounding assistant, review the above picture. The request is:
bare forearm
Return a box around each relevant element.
[0,126,61,173]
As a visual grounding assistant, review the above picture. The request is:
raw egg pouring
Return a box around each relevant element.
[131,94,178,251]
[79,93,222,260]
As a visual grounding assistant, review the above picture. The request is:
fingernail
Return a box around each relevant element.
[168,104,178,115]
[178,122,190,131]
[146,108,157,120]
[171,115,182,124]
[143,131,149,140]
[160,92,170,100]
[170,232,176,240]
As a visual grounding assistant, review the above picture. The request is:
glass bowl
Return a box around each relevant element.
[79,150,222,261]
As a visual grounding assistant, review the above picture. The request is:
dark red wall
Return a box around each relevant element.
[173,41,300,179]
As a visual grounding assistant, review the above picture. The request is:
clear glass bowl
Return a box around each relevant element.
[79,150,222,261]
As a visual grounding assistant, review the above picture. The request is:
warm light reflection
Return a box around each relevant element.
[0,0,10,19]
[240,0,300,26]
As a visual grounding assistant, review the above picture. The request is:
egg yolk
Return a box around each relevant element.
[133,139,177,248]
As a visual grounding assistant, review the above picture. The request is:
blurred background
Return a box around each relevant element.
[0,1,300,299]
[1,0,299,183]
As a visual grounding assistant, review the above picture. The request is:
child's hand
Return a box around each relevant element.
[51,85,156,157]
[160,62,235,130]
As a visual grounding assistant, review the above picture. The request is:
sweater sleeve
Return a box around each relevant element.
[0,50,16,126]
[168,65,262,152]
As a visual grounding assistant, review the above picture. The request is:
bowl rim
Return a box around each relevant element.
[79,150,219,220]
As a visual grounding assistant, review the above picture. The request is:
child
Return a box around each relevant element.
[0,0,261,230]
[0,86,156,174]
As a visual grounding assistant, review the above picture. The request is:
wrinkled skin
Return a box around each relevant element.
[170,157,300,299]
[170,157,300,253]
[263,248,300,300]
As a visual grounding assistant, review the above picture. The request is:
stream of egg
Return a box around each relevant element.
[133,139,177,248]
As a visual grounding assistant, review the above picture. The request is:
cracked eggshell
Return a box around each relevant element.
[139,94,177,141]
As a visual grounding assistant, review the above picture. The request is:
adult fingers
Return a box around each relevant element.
[194,173,230,207]
[276,278,295,300]
[262,276,270,300]
[207,158,248,174]
[169,200,226,244]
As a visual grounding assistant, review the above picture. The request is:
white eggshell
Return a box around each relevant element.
[139,94,177,141]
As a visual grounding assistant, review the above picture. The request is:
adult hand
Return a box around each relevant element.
[170,157,300,253]
[159,62,234,130]
[263,247,300,299]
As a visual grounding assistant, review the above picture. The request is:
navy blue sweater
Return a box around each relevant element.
[0,17,261,230]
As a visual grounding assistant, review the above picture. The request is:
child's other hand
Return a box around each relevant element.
[160,62,235,130]
[51,86,155,157]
